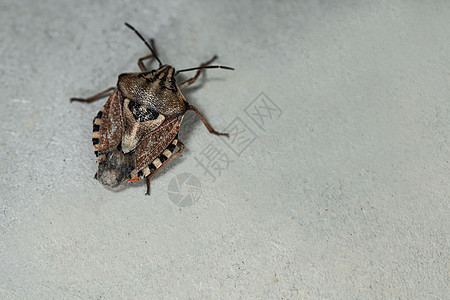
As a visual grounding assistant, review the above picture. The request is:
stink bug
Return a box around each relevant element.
[71,23,233,195]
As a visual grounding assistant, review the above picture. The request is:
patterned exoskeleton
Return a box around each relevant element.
[71,23,233,195]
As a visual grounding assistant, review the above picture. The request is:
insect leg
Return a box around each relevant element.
[145,176,150,195]
[178,55,218,89]
[189,105,229,137]
[145,140,185,195]
[138,39,158,71]
[70,87,115,103]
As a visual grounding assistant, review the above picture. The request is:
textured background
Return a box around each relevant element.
[1,0,449,298]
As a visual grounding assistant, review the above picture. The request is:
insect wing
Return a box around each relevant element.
[93,89,124,154]
[132,117,181,177]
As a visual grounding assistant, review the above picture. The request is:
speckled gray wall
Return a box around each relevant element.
[1,0,448,298]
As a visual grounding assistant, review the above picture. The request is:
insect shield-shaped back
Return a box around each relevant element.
[93,65,187,187]
[72,22,234,195]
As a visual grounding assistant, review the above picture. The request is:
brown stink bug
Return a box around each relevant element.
[71,23,233,195]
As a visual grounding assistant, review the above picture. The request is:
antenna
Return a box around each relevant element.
[124,22,162,67]
[176,65,235,75]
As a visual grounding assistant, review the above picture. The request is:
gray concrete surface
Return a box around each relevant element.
[1,0,449,298]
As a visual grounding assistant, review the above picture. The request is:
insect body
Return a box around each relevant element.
[71,23,233,195]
